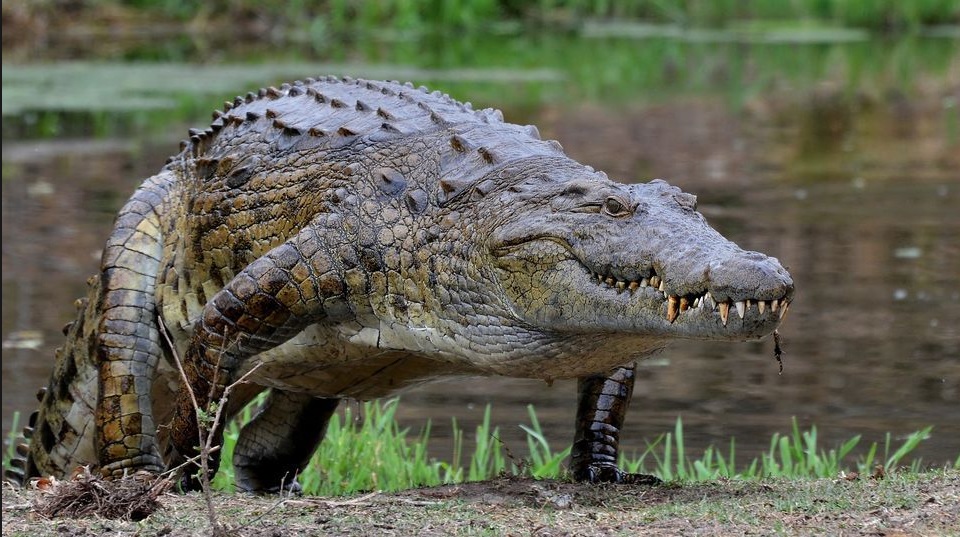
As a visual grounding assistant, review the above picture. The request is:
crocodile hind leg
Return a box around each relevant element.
[232,391,339,493]
[570,363,661,485]
[95,171,175,477]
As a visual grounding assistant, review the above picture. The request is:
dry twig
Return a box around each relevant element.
[32,467,171,521]
[159,317,262,536]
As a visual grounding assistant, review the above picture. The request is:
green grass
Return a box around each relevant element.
[619,416,936,482]
[2,411,21,474]
[203,399,955,496]
[4,400,955,496]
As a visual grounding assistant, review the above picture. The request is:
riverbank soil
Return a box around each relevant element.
[3,471,958,536]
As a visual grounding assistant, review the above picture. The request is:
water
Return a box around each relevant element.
[2,30,958,469]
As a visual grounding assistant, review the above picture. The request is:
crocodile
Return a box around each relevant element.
[5,76,794,492]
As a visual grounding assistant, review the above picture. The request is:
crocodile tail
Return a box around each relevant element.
[92,170,176,477]
[3,287,104,488]
[3,400,41,487]
[4,169,179,487]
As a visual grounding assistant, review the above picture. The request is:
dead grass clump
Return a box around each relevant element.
[32,467,172,521]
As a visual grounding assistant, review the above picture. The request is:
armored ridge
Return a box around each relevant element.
[7,76,793,492]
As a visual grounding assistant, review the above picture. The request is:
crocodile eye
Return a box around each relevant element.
[602,196,630,217]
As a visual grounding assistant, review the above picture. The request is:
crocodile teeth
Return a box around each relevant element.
[667,295,679,323]
[719,302,730,325]
[589,268,789,328]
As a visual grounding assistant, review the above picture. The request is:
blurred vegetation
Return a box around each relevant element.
[3,35,956,124]
[2,0,957,139]
[111,0,960,31]
[3,0,959,38]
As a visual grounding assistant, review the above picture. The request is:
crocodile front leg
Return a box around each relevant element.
[571,363,661,485]
[233,391,339,493]
[168,223,355,486]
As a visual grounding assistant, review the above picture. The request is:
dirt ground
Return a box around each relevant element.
[2,470,957,536]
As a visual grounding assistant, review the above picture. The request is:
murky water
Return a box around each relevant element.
[2,32,958,469]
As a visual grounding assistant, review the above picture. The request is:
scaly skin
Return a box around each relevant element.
[5,172,185,487]
[6,76,794,491]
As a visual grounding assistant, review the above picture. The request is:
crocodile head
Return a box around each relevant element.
[486,161,794,344]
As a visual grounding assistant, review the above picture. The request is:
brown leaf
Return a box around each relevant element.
[842,471,859,481]
[33,476,56,490]
[871,465,886,480]
[69,465,91,481]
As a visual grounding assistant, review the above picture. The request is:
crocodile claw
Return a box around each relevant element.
[100,457,165,480]
[574,463,663,486]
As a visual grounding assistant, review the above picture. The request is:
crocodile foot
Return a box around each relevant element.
[233,461,306,494]
[573,463,663,485]
[235,472,304,495]
[100,455,165,480]
[172,463,304,494]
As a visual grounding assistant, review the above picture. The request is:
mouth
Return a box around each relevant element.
[586,266,792,326]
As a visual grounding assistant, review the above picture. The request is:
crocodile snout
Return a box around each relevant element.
[709,251,794,304]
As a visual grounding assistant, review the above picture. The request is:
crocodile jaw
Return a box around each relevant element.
[494,244,792,343]
[488,176,794,343]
